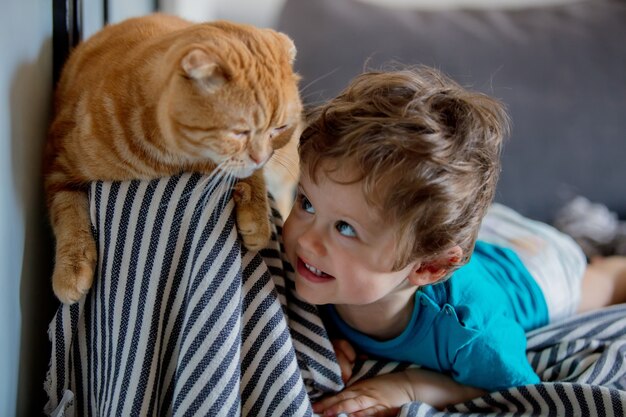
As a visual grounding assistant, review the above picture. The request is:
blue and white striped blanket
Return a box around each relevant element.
[45,173,626,416]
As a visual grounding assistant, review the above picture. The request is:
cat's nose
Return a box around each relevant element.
[250,152,270,167]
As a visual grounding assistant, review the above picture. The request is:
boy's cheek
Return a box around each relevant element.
[281,218,297,262]
[281,215,292,242]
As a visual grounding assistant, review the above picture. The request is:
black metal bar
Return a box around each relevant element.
[103,0,109,24]
[52,0,83,87]
[73,0,82,41]
[52,0,70,87]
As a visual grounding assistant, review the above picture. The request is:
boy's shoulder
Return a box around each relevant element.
[423,243,511,311]
[421,240,548,331]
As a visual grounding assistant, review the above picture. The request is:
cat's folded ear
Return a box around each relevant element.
[276,32,297,65]
[181,48,229,92]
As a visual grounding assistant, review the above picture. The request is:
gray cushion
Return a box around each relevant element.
[278,0,626,221]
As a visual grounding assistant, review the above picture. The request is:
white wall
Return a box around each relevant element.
[0,0,56,416]
[109,0,156,24]
[161,0,287,28]
[213,0,286,27]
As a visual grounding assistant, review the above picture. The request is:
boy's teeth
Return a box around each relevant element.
[304,262,324,276]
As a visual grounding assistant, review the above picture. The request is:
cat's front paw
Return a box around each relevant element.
[233,181,271,251]
[233,182,252,204]
[237,210,271,251]
[52,238,97,304]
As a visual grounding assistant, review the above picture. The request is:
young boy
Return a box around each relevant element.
[281,66,626,416]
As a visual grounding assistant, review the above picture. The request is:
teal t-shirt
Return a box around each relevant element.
[324,241,549,392]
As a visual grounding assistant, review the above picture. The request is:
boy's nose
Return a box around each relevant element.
[297,225,326,256]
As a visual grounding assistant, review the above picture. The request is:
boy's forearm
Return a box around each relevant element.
[403,368,486,409]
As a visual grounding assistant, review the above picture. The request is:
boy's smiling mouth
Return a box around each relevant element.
[304,261,326,276]
[296,257,335,282]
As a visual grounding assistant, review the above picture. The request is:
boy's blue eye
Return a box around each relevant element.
[335,221,357,237]
[300,194,315,214]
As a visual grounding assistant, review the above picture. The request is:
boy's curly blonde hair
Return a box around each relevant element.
[299,66,509,270]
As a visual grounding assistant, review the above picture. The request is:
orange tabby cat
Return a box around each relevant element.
[44,14,303,304]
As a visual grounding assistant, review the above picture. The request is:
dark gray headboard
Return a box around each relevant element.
[278,0,626,222]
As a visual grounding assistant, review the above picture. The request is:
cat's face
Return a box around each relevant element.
[158,25,302,179]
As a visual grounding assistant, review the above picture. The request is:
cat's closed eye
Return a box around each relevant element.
[231,130,250,140]
[270,125,289,139]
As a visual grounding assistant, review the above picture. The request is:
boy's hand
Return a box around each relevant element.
[312,367,486,416]
[312,371,412,417]
[332,339,357,383]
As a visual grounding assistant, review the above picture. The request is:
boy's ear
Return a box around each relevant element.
[407,245,463,287]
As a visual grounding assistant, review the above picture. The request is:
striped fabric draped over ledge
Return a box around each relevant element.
[44,173,626,416]
[44,173,342,417]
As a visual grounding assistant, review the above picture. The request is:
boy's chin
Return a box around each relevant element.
[293,280,326,305]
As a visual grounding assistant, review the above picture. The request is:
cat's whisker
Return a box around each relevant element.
[184,171,220,211]
[273,146,298,163]
[215,160,236,181]
[299,92,329,108]
[208,168,232,216]
[219,174,237,216]
[299,67,340,95]
[204,167,230,208]
[277,162,300,181]
[270,154,300,181]
[194,166,238,221]
[209,161,238,213]
[151,172,211,225]
[210,160,231,180]
[200,172,219,199]
[271,149,298,167]
[192,164,225,205]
